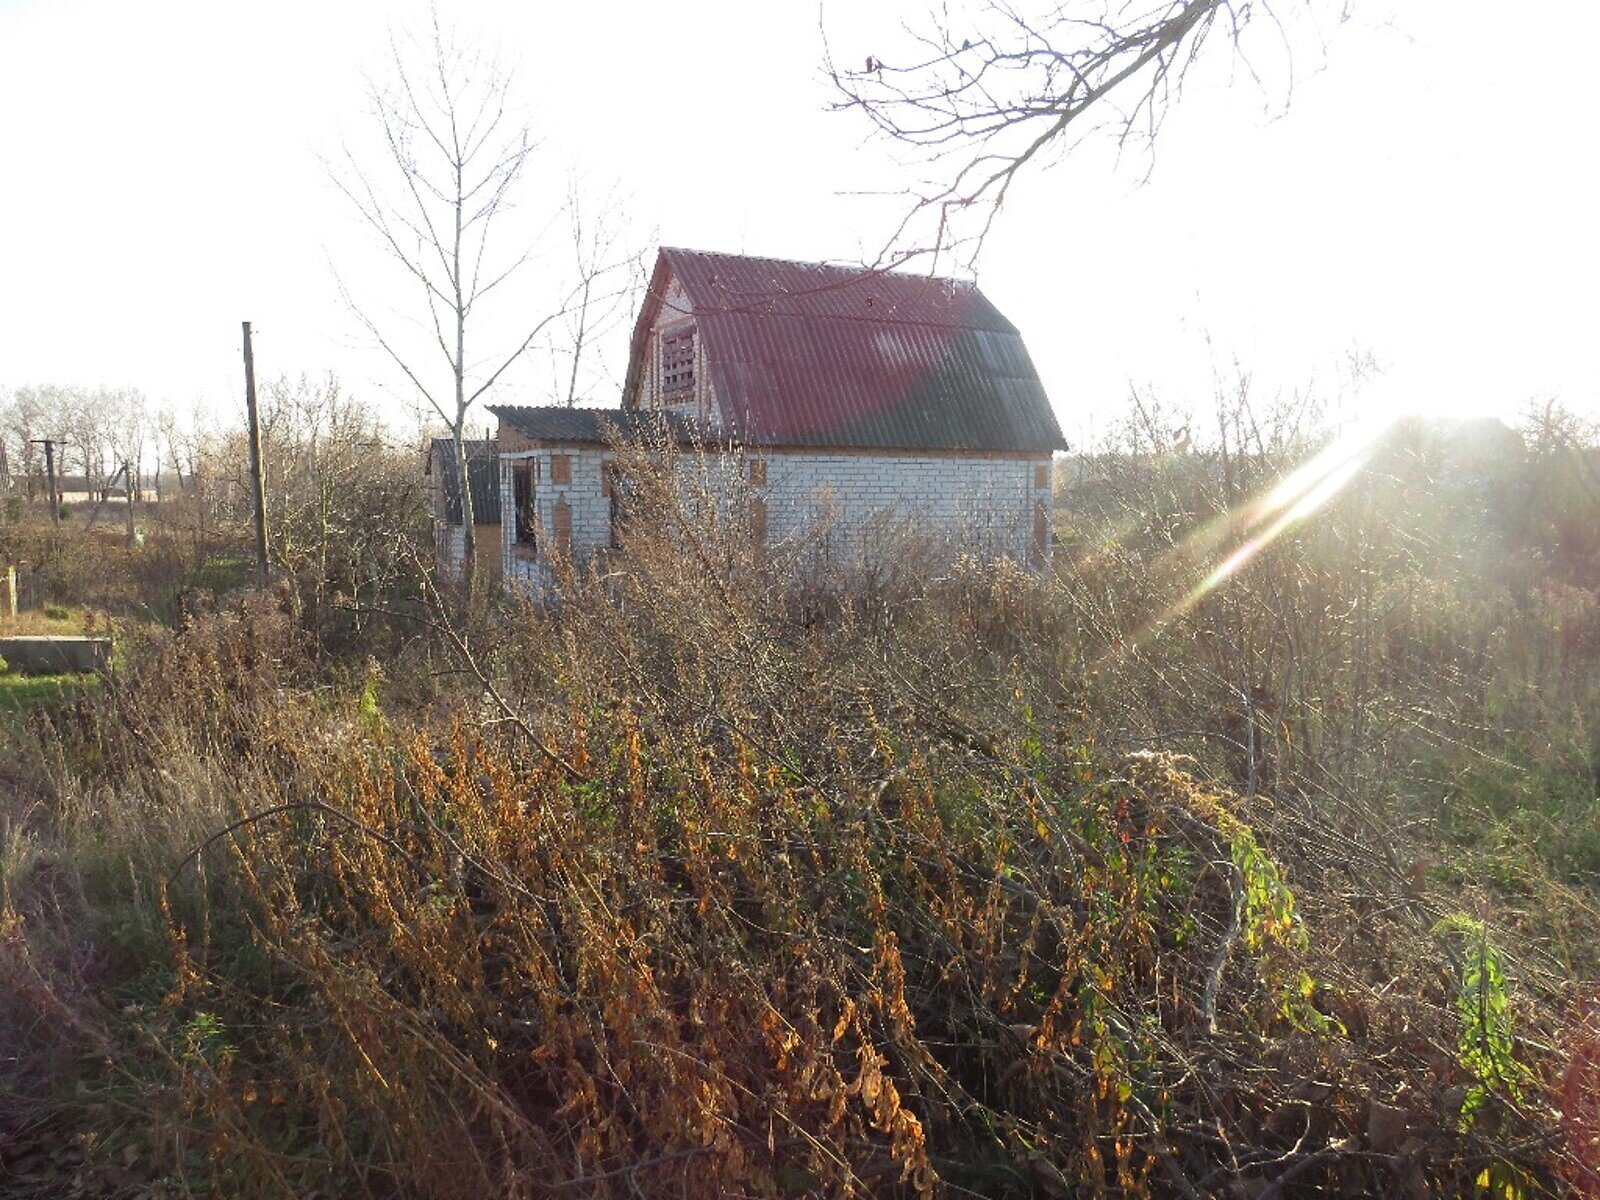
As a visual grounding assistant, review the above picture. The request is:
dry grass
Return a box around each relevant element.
[0,426,1596,1197]
[0,607,90,637]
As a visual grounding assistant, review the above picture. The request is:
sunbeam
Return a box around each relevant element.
[1125,413,1400,650]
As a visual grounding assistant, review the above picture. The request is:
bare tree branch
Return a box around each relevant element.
[828,0,1321,265]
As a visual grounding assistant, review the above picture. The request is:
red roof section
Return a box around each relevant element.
[624,249,1066,454]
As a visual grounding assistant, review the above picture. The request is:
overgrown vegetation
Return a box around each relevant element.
[1,398,1598,1197]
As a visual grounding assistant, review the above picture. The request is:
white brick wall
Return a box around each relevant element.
[500,443,1052,598]
[757,450,1047,565]
[500,446,616,595]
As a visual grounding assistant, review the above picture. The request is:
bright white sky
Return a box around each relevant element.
[1,0,1596,446]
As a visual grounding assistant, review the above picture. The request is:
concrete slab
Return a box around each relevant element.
[0,636,112,675]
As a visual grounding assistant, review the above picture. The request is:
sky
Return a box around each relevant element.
[1,0,1597,447]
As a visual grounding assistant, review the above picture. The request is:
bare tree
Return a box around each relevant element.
[151,400,207,503]
[253,373,428,625]
[155,404,185,499]
[830,0,1318,262]
[62,387,114,500]
[6,385,64,502]
[106,387,150,504]
[0,387,30,497]
[549,179,648,408]
[331,10,617,582]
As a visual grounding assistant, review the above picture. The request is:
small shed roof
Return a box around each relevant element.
[624,248,1067,455]
[489,406,704,447]
[428,438,500,525]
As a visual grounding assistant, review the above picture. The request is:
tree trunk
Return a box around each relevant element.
[454,152,474,592]
[454,422,476,588]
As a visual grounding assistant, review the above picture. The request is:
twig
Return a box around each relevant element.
[1255,1147,1399,1200]
[168,800,426,888]
[333,577,589,783]
[549,1145,710,1189]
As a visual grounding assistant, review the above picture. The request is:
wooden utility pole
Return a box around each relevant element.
[45,441,58,520]
[242,321,269,584]
[123,461,136,545]
[30,439,60,524]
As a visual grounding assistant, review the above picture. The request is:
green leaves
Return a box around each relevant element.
[1437,915,1532,1127]
[1226,820,1306,955]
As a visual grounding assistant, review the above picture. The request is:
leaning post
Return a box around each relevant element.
[242,321,270,586]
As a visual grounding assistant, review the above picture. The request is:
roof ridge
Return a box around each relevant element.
[487,403,630,414]
[661,246,977,291]
[694,307,1012,335]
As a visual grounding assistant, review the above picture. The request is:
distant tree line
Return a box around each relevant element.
[0,374,428,645]
[0,384,198,503]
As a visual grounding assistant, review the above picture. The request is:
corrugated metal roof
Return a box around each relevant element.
[488,406,704,446]
[428,438,500,525]
[624,248,1066,454]
[664,248,1019,329]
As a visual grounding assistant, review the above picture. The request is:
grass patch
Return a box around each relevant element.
[0,606,88,636]
[187,553,254,594]
[0,671,89,722]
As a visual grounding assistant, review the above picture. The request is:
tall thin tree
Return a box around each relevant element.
[332,10,615,583]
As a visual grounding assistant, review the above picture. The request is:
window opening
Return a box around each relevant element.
[750,497,767,551]
[552,499,572,554]
[512,459,537,547]
[660,324,696,399]
[606,461,635,548]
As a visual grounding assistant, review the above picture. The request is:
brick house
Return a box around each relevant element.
[483,247,1066,596]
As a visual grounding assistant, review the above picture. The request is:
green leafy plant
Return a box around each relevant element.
[1212,810,1336,1033]
[1226,819,1306,955]
[1438,914,1532,1125]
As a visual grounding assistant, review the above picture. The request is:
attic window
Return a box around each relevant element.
[660,324,696,398]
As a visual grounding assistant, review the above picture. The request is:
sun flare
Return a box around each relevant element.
[1134,413,1400,645]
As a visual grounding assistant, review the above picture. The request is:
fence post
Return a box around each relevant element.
[4,565,14,620]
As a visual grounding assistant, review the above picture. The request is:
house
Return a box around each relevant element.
[426,437,502,583]
[482,247,1066,595]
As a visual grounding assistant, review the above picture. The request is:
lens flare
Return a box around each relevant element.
[1132,414,1398,647]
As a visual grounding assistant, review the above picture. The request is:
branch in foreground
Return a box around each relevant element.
[829,0,1309,261]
